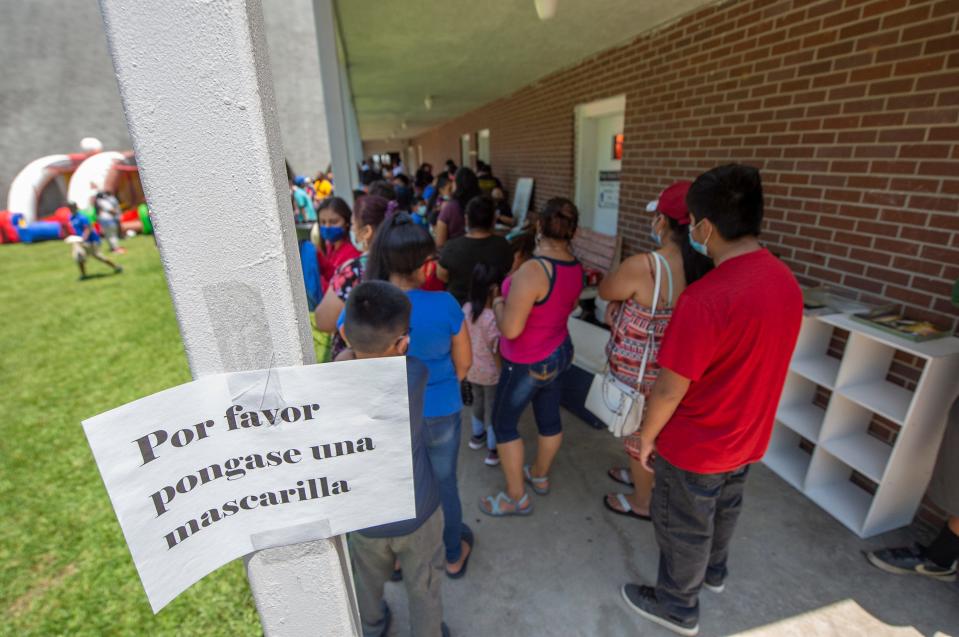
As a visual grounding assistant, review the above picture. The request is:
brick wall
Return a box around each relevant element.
[412,0,959,330]
[409,0,959,531]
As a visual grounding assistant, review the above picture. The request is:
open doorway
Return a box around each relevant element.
[574,95,625,235]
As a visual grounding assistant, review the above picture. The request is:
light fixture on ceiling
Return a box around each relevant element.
[535,0,557,20]
[424,95,433,111]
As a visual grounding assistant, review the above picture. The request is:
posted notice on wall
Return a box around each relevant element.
[82,356,414,613]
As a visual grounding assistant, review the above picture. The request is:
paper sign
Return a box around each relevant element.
[82,356,414,613]
[597,171,620,210]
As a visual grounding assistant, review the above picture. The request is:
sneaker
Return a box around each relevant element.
[621,584,699,636]
[865,546,957,582]
[484,450,500,466]
[703,571,725,593]
[114,266,123,274]
[468,433,487,450]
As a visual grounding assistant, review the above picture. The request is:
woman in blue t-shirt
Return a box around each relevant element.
[366,212,475,578]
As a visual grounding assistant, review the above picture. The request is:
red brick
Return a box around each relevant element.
[862,0,907,18]
[876,43,925,64]
[880,209,928,225]
[899,226,949,244]
[909,194,959,212]
[894,56,947,76]
[868,78,915,95]
[843,274,886,294]
[885,284,933,307]
[901,18,956,43]
[878,128,926,142]
[916,71,959,91]
[890,177,941,192]
[906,109,959,125]
[856,31,900,52]
[920,244,959,262]
[925,34,959,56]
[886,93,937,110]
[880,6,932,29]
[870,160,917,174]
[864,266,911,286]
[893,256,943,278]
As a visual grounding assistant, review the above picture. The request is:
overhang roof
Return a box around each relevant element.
[336,0,716,141]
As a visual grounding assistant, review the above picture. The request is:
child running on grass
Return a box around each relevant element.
[340,280,451,637]
[464,262,506,467]
[69,202,122,280]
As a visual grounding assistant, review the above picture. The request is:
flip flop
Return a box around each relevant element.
[479,491,533,516]
[603,493,651,521]
[608,467,634,487]
[523,464,550,495]
[446,524,474,579]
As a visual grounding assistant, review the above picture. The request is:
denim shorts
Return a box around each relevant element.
[491,336,573,444]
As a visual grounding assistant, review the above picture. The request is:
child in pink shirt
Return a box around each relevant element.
[463,263,505,466]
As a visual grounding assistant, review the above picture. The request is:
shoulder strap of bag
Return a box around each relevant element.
[658,252,674,307]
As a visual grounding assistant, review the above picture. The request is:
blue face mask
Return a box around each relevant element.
[320,225,346,243]
[416,204,428,216]
[689,221,710,257]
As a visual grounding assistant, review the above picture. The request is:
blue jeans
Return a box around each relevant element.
[423,411,464,563]
[492,336,574,444]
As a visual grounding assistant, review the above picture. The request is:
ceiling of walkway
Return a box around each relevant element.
[336,0,715,141]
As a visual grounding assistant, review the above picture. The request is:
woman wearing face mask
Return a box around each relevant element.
[598,181,713,521]
[315,195,390,359]
[316,197,361,292]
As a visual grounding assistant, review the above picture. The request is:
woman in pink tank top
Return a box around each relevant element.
[479,198,584,517]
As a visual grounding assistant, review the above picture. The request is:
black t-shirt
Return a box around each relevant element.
[439,234,513,304]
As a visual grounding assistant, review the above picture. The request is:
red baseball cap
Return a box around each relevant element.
[654,181,692,225]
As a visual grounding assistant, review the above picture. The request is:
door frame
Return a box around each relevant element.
[573,94,626,232]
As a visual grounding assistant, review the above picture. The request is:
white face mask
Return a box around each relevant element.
[350,228,365,252]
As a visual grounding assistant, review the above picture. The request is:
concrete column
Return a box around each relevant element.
[313,0,358,205]
[97,1,359,634]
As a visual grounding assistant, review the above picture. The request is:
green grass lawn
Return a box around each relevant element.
[0,236,260,636]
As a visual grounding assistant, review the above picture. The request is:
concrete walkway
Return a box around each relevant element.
[381,408,959,636]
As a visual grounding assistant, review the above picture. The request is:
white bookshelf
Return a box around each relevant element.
[764,313,959,538]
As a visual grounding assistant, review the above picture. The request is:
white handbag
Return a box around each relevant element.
[585,253,664,438]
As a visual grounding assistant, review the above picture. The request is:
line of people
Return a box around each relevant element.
[310,163,807,637]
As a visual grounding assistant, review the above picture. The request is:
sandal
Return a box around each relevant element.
[603,493,650,521]
[479,491,533,516]
[523,464,550,495]
[608,467,634,487]
[446,525,474,579]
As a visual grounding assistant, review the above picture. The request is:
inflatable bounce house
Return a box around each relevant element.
[0,137,151,245]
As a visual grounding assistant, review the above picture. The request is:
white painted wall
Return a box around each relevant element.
[0,0,331,203]
[98,1,357,633]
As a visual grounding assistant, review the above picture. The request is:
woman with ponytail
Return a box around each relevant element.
[599,181,713,521]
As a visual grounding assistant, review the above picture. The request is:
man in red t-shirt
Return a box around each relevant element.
[620,164,802,636]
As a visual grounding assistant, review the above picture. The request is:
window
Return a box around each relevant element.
[477,129,491,165]
[460,134,471,169]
